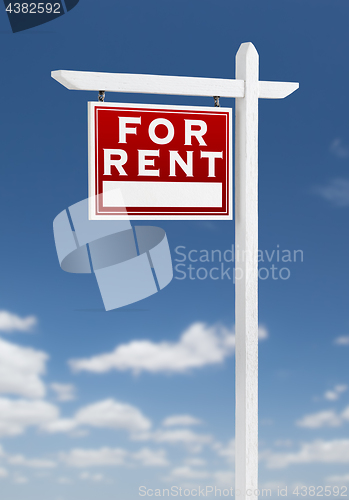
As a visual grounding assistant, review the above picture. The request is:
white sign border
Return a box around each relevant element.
[88,101,233,220]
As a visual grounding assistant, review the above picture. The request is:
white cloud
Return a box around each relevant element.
[335,336,349,346]
[50,383,76,402]
[296,404,349,429]
[43,398,151,436]
[339,406,349,421]
[162,415,202,427]
[263,439,349,469]
[42,419,78,434]
[7,455,56,468]
[80,472,106,482]
[258,326,269,340]
[325,391,340,401]
[296,410,342,429]
[74,399,151,432]
[213,470,234,488]
[314,178,349,207]
[330,138,349,159]
[60,447,128,468]
[166,467,234,487]
[69,323,235,375]
[61,446,168,468]
[215,439,235,464]
[69,323,269,376]
[132,448,169,467]
[0,311,37,333]
[0,467,8,478]
[165,466,234,488]
[170,466,210,479]
[324,384,347,401]
[70,429,90,438]
[0,337,48,399]
[134,428,213,453]
[336,384,348,393]
[0,398,58,437]
[184,458,206,467]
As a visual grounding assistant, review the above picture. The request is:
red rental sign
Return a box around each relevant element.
[88,102,232,220]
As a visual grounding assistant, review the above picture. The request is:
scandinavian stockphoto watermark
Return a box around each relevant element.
[174,245,304,282]
[139,486,273,498]
[139,485,347,498]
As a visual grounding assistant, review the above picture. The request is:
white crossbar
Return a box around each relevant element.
[51,70,298,99]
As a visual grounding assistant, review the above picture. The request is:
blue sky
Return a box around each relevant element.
[0,0,349,498]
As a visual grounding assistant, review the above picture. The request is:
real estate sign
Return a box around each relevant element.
[88,102,232,220]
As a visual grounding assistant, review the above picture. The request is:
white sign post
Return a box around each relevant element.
[235,43,260,499]
[52,42,298,499]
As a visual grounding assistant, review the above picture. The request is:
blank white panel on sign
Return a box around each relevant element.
[103,181,222,208]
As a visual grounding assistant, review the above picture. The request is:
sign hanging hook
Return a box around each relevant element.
[213,96,220,107]
[98,91,105,102]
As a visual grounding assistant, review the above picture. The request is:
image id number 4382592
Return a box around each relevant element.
[292,486,347,496]
[5,2,61,13]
